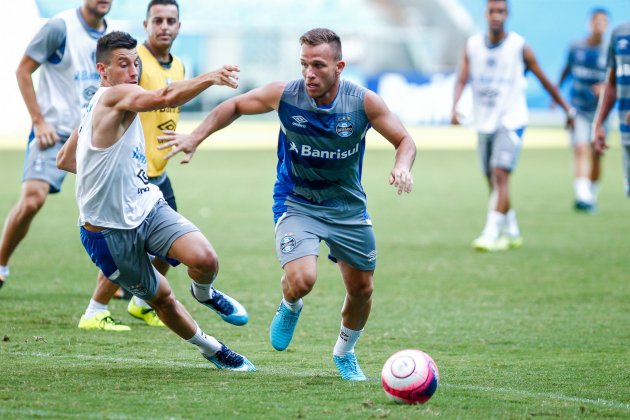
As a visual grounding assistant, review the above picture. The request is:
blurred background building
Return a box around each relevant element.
[2,0,629,133]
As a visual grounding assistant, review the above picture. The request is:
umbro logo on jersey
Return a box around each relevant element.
[158,119,177,131]
[291,115,308,128]
[618,38,629,50]
[83,86,98,102]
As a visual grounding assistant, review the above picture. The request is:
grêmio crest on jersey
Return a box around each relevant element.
[335,115,353,138]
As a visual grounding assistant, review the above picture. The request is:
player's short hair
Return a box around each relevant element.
[590,7,609,18]
[299,28,342,61]
[487,0,508,6]
[146,0,179,18]
[96,31,138,64]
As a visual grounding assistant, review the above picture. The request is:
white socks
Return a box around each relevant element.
[481,210,506,240]
[505,209,520,238]
[133,296,151,309]
[187,324,222,355]
[574,177,594,203]
[333,323,363,356]
[191,280,214,301]
[84,298,108,319]
[0,265,9,280]
[282,298,303,312]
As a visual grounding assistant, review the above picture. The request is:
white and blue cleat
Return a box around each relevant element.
[333,353,367,381]
[190,286,249,326]
[203,343,256,372]
[269,302,301,351]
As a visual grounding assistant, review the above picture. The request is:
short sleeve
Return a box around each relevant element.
[24,18,66,64]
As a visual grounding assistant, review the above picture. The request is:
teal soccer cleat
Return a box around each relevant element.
[269,302,301,351]
[333,353,367,381]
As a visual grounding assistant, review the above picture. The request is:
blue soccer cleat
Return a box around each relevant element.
[333,353,367,381]
[269,302,301,351]
[190,286,249,326]
[203,343,256,372]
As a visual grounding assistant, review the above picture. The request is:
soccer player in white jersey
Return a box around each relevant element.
[452,0,575,252]
[158,28,416,381]
[558,8,609,212]
[0,0,111,290]
[56,31,254,371]
[77,0,250,332]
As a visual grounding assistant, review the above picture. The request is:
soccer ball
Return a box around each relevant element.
[381,349,439,404]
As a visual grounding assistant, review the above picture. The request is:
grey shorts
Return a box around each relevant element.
[275,209,377,271]
[477,127,525,177]
[23,131,69,193]
[79,199,199,300]
[570,112,606,146]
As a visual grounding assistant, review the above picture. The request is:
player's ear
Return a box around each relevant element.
[143,20,148,30]
[96,62,107,79]
[336,60,346,76]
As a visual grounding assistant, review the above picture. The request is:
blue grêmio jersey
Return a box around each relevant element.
[565,38,608,114]
[609,21,630,141]
[273,79,371,223]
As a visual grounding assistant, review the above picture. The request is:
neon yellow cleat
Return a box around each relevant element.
[506,235,524,249]
[472,235,509,252]
[78,311,131,331]
[127,299,165,327]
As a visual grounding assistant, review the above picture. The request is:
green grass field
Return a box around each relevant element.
[0,125,629,419]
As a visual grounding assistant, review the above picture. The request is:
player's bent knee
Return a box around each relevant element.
[20,194,46,215]
[187,246,218,273]
[285,271,316,295]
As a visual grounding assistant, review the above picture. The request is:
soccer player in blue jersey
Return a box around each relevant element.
[0,0,112,290]
[158,27,416,381]
[593,18,630,197]
[558,8,609,212]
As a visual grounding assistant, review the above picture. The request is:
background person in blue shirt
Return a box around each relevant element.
[558,8,609,212]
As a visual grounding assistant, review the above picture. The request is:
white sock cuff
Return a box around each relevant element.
[282,297,303,312]
[133,296,151,309]
[0,265,9,277]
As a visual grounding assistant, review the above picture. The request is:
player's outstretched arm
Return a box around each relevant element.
[592,68,617,154]
[157,81,285,164]
[524,45,576,128]
[364,90,416,195]
[56,129,79,174]
[451,48,469,125]
[105,65,240,114]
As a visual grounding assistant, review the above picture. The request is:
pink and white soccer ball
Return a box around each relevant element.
[381,349,439,404]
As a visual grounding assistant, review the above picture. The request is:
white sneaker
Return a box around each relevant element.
[472,235,509,252]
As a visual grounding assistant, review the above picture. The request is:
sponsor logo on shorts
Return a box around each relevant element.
[128,283,148,296]
[280,234,296,254]
[335,115,353,138]
[367,250,377,262]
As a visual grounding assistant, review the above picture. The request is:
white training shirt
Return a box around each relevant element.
[75,87,163,229]
[31,8,108,137]
[466,32,529,133]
